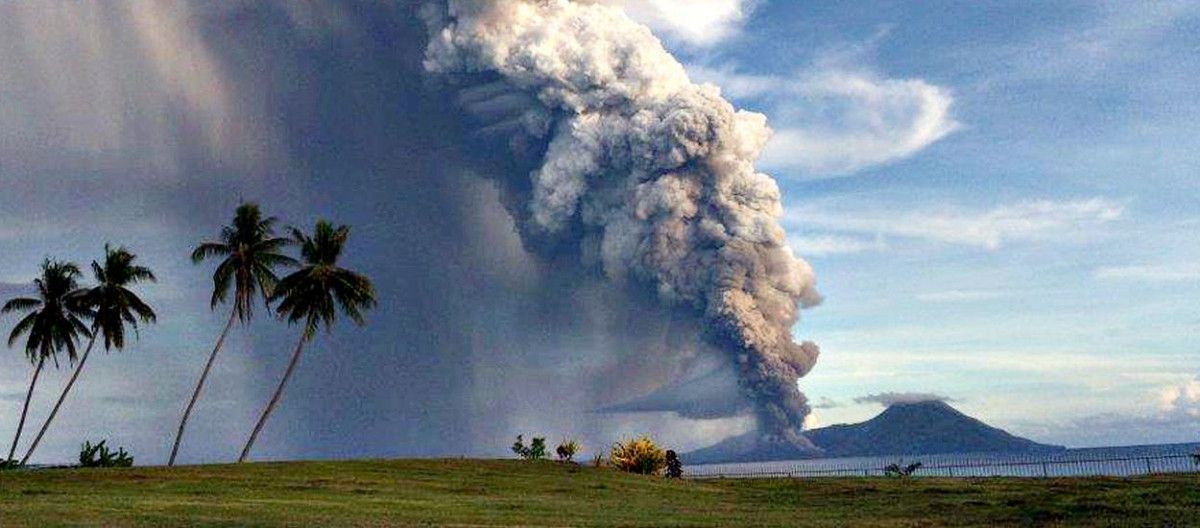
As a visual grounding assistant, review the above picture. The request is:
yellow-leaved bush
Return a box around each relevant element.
[609,436,667,475]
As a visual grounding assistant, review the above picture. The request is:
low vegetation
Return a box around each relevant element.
[1,459,1197,527]
[77,440,133,468]
[511,435,548,461]
[609,436,667,475]
[555,439,580,462]
[884,460,924,477]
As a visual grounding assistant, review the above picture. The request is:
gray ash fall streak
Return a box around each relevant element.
[421,0,822,446]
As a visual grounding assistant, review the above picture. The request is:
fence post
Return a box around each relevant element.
[1145,458,1152,475]
[948,466,954,478]
[1041,462,1049,478]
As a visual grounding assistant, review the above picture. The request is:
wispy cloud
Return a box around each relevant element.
[788,197,1124,249]
[790,234,884,256]
[915,289,1010,304]
[981,1,1200,86]
[812,396,842,409]
[598,0,755,46]
[1095,264,1200,283]
[761,73,958,176]
[693,65,959,177]
[854,392,956,407]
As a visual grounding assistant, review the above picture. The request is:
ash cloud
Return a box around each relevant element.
[1,0,820,462]
[855,392,956,407]
[421,0,822,445]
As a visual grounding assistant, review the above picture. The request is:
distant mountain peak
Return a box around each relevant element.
[685,400,1064,464]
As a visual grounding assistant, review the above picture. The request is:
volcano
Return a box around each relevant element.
[685,400,1063,464]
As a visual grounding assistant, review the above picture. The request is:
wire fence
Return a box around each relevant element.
[686,453,1200,479]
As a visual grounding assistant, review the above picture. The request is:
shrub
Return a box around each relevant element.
[609,436,666,475]
[591,453,606,468]
[511,435,547,460]
[556,440,581,463]
[79,440,133,468]
[884,461,922,477]
[0,459,20,471]
[665,449,683,478]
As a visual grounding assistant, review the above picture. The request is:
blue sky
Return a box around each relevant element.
[632,0,1199,445]
[0,1,1196,465]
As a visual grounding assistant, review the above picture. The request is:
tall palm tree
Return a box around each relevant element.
[2,260,91,464]
[19,245,157,465]
[238,220,375,463]
[169,203,295,466]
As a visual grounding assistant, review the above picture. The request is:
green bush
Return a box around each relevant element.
[555,440,581,463]
[665,450,682,478]
[609,436,666,475]
[79,440,133,468]
[511,435,547,460]
[0,459,20,471]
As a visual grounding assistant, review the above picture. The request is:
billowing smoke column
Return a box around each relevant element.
[421,0,822,445]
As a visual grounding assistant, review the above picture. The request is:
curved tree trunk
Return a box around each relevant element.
[7,356,45,463]
[168,307,239,466]
[238,331,308,463]
[20,335,97,465]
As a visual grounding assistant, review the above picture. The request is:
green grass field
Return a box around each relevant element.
[1,459,1197,527]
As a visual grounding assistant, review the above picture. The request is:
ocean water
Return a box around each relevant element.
[685,442,1200,478]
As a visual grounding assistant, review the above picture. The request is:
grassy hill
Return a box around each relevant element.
[1,459,1197,527]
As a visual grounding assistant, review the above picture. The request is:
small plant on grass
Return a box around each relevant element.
[610,436,666,475]
[0,459,20,471]
[511,435,547,460]
[591,453,606,468]
[884,460,922,477]
[78,440,133,468]
[556,439,581,463]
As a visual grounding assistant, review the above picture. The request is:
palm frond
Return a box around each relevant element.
[191,242,231,263]
[8,312,38,348]
[1,297,41,314]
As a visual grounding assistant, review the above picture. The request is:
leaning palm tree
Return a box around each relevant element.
[2,260,91,464]
[169,203,295,466]
[19,245,157,465]
[238,220,375,463]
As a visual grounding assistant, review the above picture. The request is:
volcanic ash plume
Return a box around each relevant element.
[421,0,822,446]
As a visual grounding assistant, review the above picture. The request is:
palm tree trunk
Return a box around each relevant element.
[168,307,239,466]
[238,330,308,463]
[20,335,97,465]
[7,356,45,463]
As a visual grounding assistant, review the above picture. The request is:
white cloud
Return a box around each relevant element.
[761,73,959,175]
[1158,376,1200,417]
[788,197,1124,249]
[1016,375,1200,447]
[1095,265,1200,282]
[594,0,754,46]
[692,66,959,177]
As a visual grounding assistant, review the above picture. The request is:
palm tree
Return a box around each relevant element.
[169,203,295,466]
[19,245,157,465]
[2,260,91,464]
[238,220,375,463]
